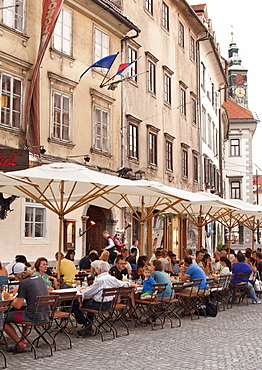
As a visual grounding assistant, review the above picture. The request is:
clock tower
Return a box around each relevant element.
[228,36,248,108]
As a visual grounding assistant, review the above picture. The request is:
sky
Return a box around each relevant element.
[188,0,262,171]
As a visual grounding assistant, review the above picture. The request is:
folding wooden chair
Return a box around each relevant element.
[177,279,202,320]
[113,286,133,337]
[231,272,251,305]
[134,283,168,330]
[0,299,13,369]
[51,291,77,350]
[14,295,58,359]
[80,287,119,341]
[162,283,181,328]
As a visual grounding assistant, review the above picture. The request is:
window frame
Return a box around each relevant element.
[182,148,188,178]
[127,45,138,82]
[178,21,184,48]
[180,87,186,116]
[145,0,153,14]
[53,7,72,56]
[148,131,157,166]
[190,36,195,61]
[2,0,25,32]
[230,180,241,199]
[0,72,23,130]
[230,138,240,157]
[94,27,110,73]
[24,198,46,240]
[191,96,197,125]
[147,59,156,94]
[162,2,169,31]
[128,122,139,160]
[51,91,71,143]
[93,105,110,153]
[164,72,171,105]
[165,139,173,171]
[193,154,198,182]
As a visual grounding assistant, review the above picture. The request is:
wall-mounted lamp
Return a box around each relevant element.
[40,146,46,155]
[67,154,90,163]
[24,145,46,155]
[79,220,96,237]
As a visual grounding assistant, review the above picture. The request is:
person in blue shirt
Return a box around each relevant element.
[151,260,172,297]
[231,253,260,304]
[181,256,208,294]
[140,265,156,300]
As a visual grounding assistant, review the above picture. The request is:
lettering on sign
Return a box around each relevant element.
[0,149,29,172]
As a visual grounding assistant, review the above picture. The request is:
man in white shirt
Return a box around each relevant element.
[75,261,131,337]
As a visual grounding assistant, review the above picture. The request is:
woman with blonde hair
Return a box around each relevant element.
[90,250,110,275]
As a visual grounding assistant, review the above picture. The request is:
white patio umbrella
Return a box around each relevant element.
[6,163,193,276]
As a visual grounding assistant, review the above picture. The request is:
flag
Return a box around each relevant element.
[116,61,135,76]
[79,53,118,81]
[25,0,64,154]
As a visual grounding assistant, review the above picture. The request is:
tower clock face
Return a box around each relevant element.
[235,87,245,97]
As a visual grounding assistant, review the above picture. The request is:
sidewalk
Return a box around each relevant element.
[2,302,261,370]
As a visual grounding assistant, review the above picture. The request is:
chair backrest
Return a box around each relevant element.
[0,299,13,313]
[118,286,133,298]
[0,276,8,286]
[152,283,168,300]
[102,287,119,300]
[192,278,202,287]
[33,295,58,324]
[56,292,77,312]
[235,272,250,285]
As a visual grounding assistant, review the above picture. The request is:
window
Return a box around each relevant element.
[64,220,76,251]
[2,0,24,32]
[182,149,188,177]
[202,106,206,142]
[1,73,22,129]
[166,140,173,171]
[145,0,153,14]
[164,73,171,104]
[94,28,109,72]
[230,181,241,199]
[53,7,72,55]
[94,106,109,152]
[52,92,71,142]
[201,63,206,90]
[162,2,169,30]
[207,115,212,148]
[204,157,210,184]
[148,60,156,94]
[127,46,138,81]
[191,97,196,124]
[149,131,157,165]
[180,87,186,116]
[190,36,195,61]
[178,21,184,48]
[128,123,138,159]
[193,155,198,182]
[25,199,46,239]
[230,138,240,156]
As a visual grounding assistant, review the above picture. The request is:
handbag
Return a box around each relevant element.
[254,279,262,292]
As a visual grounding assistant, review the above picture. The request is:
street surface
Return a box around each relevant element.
[3,302,262,370]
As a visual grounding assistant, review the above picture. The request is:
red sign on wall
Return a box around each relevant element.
[0,149,29,172]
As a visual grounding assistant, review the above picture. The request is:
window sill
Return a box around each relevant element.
[49,48,75,65]
[91,148,112,158]
[0,124,24,135]
[128,157,139,164]
[48,137,75,148]
[147,164,158,171]
[0,24,29,44]
[164,101,171,108]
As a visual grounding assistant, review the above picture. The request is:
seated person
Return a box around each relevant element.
[0,261,8,285]
[33,257,58,291]
[109,256,129,280]
[166,254,181,275]
[151,260,172,297]
[202,254,212,275]
[3,263,49,352]
[181,256,209,295]
[74,261,133,337]
[79,251,99,271]
[90,250,110,275]
[140,265,156,300]
[137,256,149,277]
[127,248,138,269]
[55,252,77,288]
[219,257,232,275]
[231,253,260,304]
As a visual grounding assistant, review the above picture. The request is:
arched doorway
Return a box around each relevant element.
[85,205,115,254]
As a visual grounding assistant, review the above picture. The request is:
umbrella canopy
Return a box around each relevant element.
[0,171,37,189]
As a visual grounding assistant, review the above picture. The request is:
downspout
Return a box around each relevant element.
[196,32,209,192]
[120,29,140,168]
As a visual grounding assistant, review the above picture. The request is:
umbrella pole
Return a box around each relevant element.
[252,228,255,252]
[228,227,231,259]
[140,196,145,253]
[57,181,65,287]
[198,225,202,251]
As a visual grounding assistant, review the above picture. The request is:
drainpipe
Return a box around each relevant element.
[120,30,140,168]
[196,32,209,192]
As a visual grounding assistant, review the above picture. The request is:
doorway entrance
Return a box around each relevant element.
[85,206,107,253]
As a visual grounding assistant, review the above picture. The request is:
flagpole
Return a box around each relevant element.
[101,56,141,87]
[104,71,149,89]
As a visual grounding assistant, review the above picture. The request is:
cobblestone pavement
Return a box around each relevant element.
[2,302,262,370]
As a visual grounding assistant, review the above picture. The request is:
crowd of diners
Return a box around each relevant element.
[1,233,262,348]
